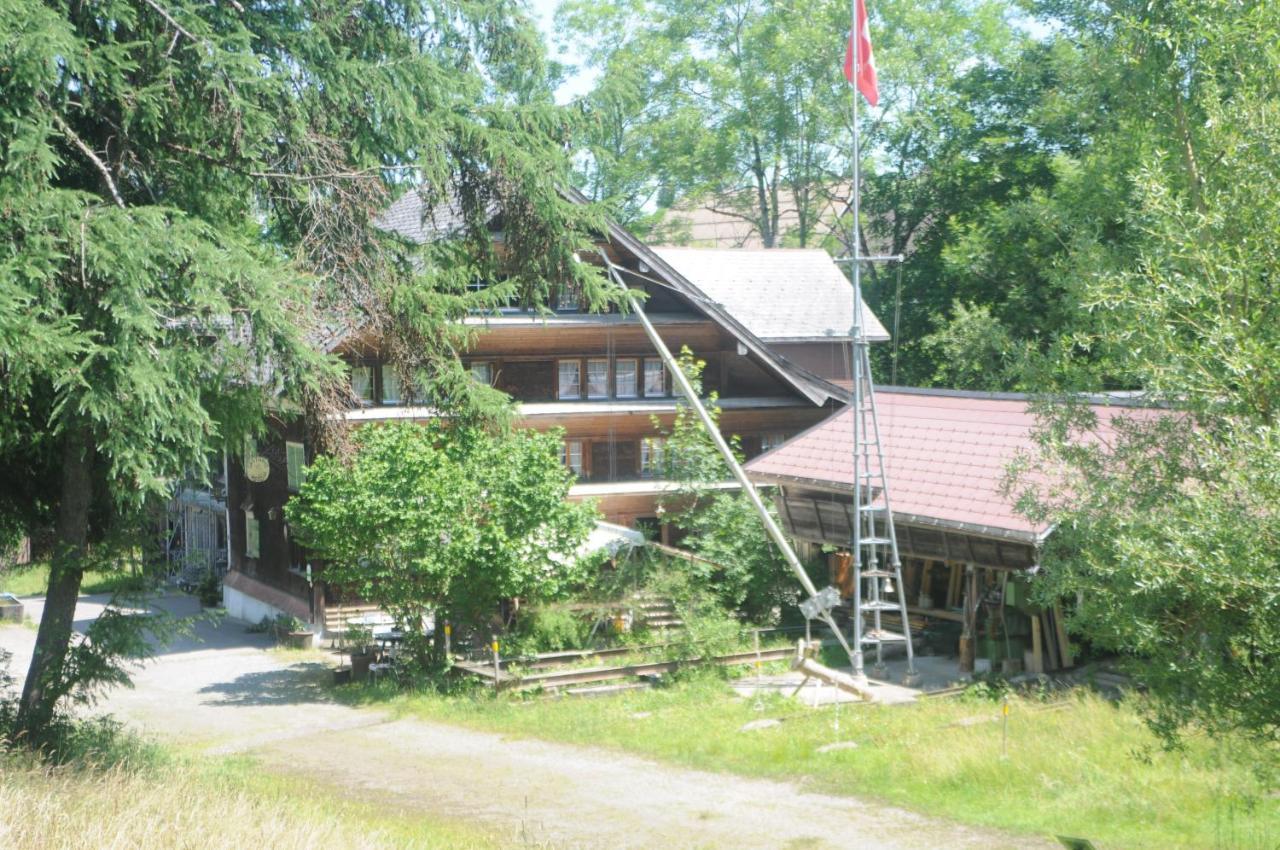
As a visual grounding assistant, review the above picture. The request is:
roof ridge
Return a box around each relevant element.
[877,385,1164,409]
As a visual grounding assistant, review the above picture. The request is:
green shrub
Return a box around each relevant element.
[196,571,222,608]
[518,607,587,653]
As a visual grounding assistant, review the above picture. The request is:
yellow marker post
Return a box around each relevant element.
[491,637,501,694]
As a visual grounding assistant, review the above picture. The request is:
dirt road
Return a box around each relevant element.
[0,595,1049,849]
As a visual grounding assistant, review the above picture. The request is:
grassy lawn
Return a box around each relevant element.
[0,747,507,850]
[339,672,1279,850]
[0,561,151,597]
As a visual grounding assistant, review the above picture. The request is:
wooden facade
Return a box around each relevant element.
[223,206,848,619]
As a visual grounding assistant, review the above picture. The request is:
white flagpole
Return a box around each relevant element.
[849,0,866,681]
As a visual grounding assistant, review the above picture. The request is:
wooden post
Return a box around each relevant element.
[958,565,978,673]
[918,560,934,608]
[1053,604,1073,668]
[1030,615,1044,674]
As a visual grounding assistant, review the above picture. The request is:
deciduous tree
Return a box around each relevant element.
[285,422,597,665]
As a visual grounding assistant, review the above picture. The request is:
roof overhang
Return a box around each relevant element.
[596,213,849,407]
[750,472,1052,547]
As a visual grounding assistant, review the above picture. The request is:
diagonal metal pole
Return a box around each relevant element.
[599,256,857,668]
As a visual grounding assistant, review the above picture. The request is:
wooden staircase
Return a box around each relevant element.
[632,594,684,632]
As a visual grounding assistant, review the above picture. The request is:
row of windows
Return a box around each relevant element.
[350,358,670,405]
[556,357,667,401]
[560,432,787,480]
[560,437,667,479]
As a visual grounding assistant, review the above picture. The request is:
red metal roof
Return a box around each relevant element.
[744,388,1157,542]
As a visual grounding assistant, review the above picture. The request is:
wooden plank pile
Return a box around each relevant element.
[1026,604,1073,674]
[456,645,794,693]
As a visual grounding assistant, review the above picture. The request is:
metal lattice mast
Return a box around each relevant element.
[847,0,916,684]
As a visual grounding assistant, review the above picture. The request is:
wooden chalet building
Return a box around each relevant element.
[221,191,879,625]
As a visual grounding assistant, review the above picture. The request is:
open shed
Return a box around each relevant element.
[744,386,1154,673]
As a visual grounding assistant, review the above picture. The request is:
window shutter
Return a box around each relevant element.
[245,512,260,559]
[286,442,305,491]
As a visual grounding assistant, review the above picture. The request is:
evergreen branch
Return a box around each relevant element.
[139,0,198,45]
[162,142,417,182]
[51,112,125,209]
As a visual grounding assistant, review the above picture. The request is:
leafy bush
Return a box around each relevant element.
[647,350,806,625]
[517,607,587,653]
[196,571,222,608]
[287,422,597,668]
[247,614,309,639]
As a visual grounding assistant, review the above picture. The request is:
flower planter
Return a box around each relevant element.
[350,649,376,682]
[279,630,315,650]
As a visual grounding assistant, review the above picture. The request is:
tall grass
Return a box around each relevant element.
[350,674,1279,850]
[0,712,504,849]
[0,754,505,849]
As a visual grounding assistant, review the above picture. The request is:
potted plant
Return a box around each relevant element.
[273,614,315,650]
[344,624,377,682]
[196,570,223,609]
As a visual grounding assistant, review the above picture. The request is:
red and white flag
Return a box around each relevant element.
[843,0,879,107]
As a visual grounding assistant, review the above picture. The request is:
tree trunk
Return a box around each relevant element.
[17,428,94,739]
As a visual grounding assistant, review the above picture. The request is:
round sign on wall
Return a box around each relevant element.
[246,456,270,483]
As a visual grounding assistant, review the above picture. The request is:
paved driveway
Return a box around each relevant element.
[0,594,1049,850]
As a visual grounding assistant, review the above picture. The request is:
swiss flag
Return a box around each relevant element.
[843,0,879,107]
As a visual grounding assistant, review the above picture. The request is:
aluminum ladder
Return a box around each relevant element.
[847,305,918,684]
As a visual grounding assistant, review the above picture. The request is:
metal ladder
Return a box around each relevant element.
[847,295,918,684]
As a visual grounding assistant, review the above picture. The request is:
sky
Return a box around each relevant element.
[526,0,598,103]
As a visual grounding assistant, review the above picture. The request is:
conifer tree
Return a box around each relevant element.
[0,0,610,737]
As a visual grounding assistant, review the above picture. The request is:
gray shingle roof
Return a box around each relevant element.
[650,247,889,343]
[375,189,473,243]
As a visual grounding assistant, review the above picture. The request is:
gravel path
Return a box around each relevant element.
[0,594,1050,849]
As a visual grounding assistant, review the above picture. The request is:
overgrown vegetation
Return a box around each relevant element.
[1005,6,1280,744]
[0,709,501,850]
[651,349,810,624]
[343,674,1280,850]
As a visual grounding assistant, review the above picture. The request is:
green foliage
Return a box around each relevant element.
[1008,0,1280,745]
[651,347,737,489]
[646,567,745,661]
[649,350,798,624]
[1,0,618,735]
[919,301,1019,390]
[667,494,801,625]
[195,570,221,609]
[376,680,1280,849]
[342,625,375,655]
[286,422,597,666]
[559,0,1017,253]
[514,607,588,654]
